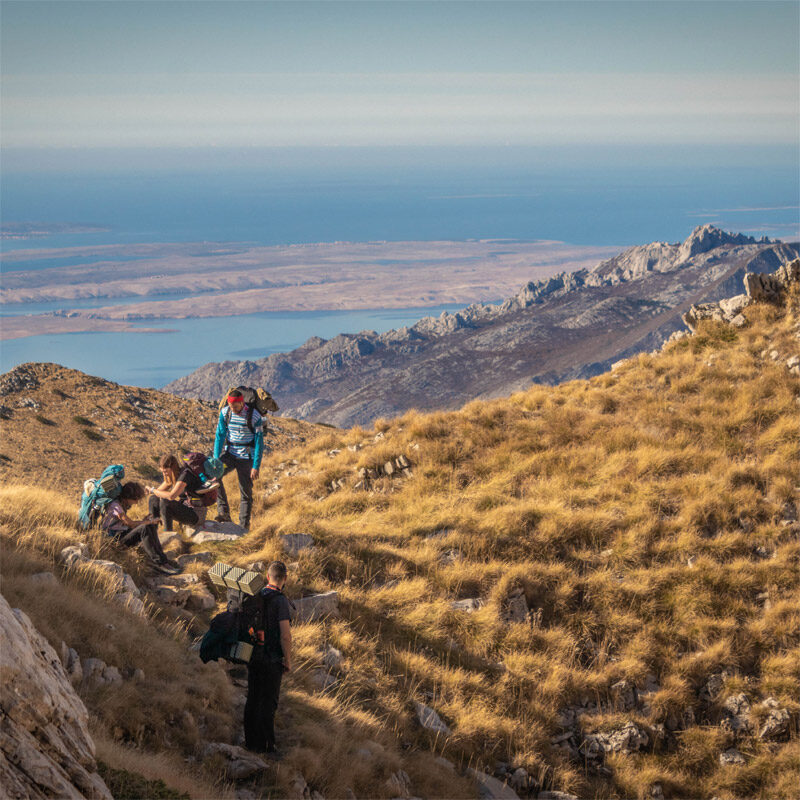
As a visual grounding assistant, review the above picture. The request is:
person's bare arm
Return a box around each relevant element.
[150,480,187,501]
[279,619,292,671]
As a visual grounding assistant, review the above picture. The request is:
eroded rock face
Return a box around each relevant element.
[0,593,112,799]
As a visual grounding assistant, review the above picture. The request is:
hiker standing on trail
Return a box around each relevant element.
[102,482,180,574]
[213,389,264,531]
[244,560,292,755]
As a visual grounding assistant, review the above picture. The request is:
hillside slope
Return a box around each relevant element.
[1,261,798,799]
[0,363,321,492]
[165,226,799,427]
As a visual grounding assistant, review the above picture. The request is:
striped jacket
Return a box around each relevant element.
[213,405,264,468]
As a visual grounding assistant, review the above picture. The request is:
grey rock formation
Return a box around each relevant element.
[414,701,451,735]
[292,591,339,623]
[0,593,112,799]
[165,227,799,427]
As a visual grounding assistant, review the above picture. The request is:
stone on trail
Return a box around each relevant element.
[293,591,339,623]
[155,585,191,606]
[201,742,270,780]
[323,645,343,670]
[280,533,315,556]
[186,587,217,611]
[191,530,241,544]
[414,701,451,735]
[177,550,214,567]
[0,595,113,799]
[467,768,520,800]
[158,530,182,549]
[189,520,247,543]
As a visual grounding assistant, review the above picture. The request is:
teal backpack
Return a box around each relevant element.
[78,464,125,530]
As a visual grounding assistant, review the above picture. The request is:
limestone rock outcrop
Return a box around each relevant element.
[0,593,112,799]
[166,228,799,427]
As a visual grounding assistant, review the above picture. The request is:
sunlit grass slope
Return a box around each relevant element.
[1,288,798,799]
[225,296,799,799]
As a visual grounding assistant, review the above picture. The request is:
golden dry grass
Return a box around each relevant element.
[2,291,799,798]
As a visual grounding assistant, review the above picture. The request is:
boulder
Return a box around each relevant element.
[191,530,241,544]
[288,773,311,800]
[281,533,315,557]
[719,748,746,766]
[177,551,214,568]
[81,658,107,689]
[758,698,790,741]
[186,587,217,612]
[201,742,269,780]
[451,598,483,612]
[292,591,339,623]
[59,544,87,568]
[101,666,123,686]
[718,294,748,318]
[467,768,520,800]
[113,592,146,616]
[323,645,343,670]
[155,585,191,606]
[582,722,649,757]
[311,670,337,691]
[611,679,638,712]
[504,591,529,624]
[385,769,412,799]
[60,645,83,686]
[414,701,451,735]
[0,595,112,799]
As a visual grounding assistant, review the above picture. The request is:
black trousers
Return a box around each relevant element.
[244,660,283,752]
[148,495,199,530]
[117,522,169,562]
[216,452,254,529]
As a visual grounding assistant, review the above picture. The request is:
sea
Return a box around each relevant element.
[2,145,798,388]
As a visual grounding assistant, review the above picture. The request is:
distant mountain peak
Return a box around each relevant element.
[678,224,761,261]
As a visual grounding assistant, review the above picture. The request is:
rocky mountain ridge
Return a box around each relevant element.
[165,226,799,427]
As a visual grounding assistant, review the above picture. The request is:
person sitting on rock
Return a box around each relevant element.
[213,390,264,531]
[102,481,179,574]
[146,453,222,531]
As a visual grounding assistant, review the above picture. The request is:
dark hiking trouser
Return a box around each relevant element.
[148,495,199,530]
[116,522,169,563]
[216,452,254,530]
[244,660,283,752]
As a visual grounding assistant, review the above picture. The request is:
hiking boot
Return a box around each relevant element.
[151,559,180,575]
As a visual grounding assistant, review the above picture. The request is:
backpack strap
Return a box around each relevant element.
[245,405,255,436]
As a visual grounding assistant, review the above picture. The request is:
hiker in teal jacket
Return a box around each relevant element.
[213,390,264,531]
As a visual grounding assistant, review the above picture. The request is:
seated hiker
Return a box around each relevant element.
[102,481,179,574]
[147,453,223,530]
[214,390,264,531]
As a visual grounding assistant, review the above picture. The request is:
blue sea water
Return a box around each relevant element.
[0,306,465,388]
[1,145,798,388]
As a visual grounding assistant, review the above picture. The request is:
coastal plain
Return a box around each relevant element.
[0,239,620,339]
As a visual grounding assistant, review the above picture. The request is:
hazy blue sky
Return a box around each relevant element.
[2,1,798,152]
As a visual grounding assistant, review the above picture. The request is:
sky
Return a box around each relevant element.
[1,0,798,160]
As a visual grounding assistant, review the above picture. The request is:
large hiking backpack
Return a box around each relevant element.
[78,464,125,530]
[199,591,281,665]
[181,452,221,506]
[218,385,279,434]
